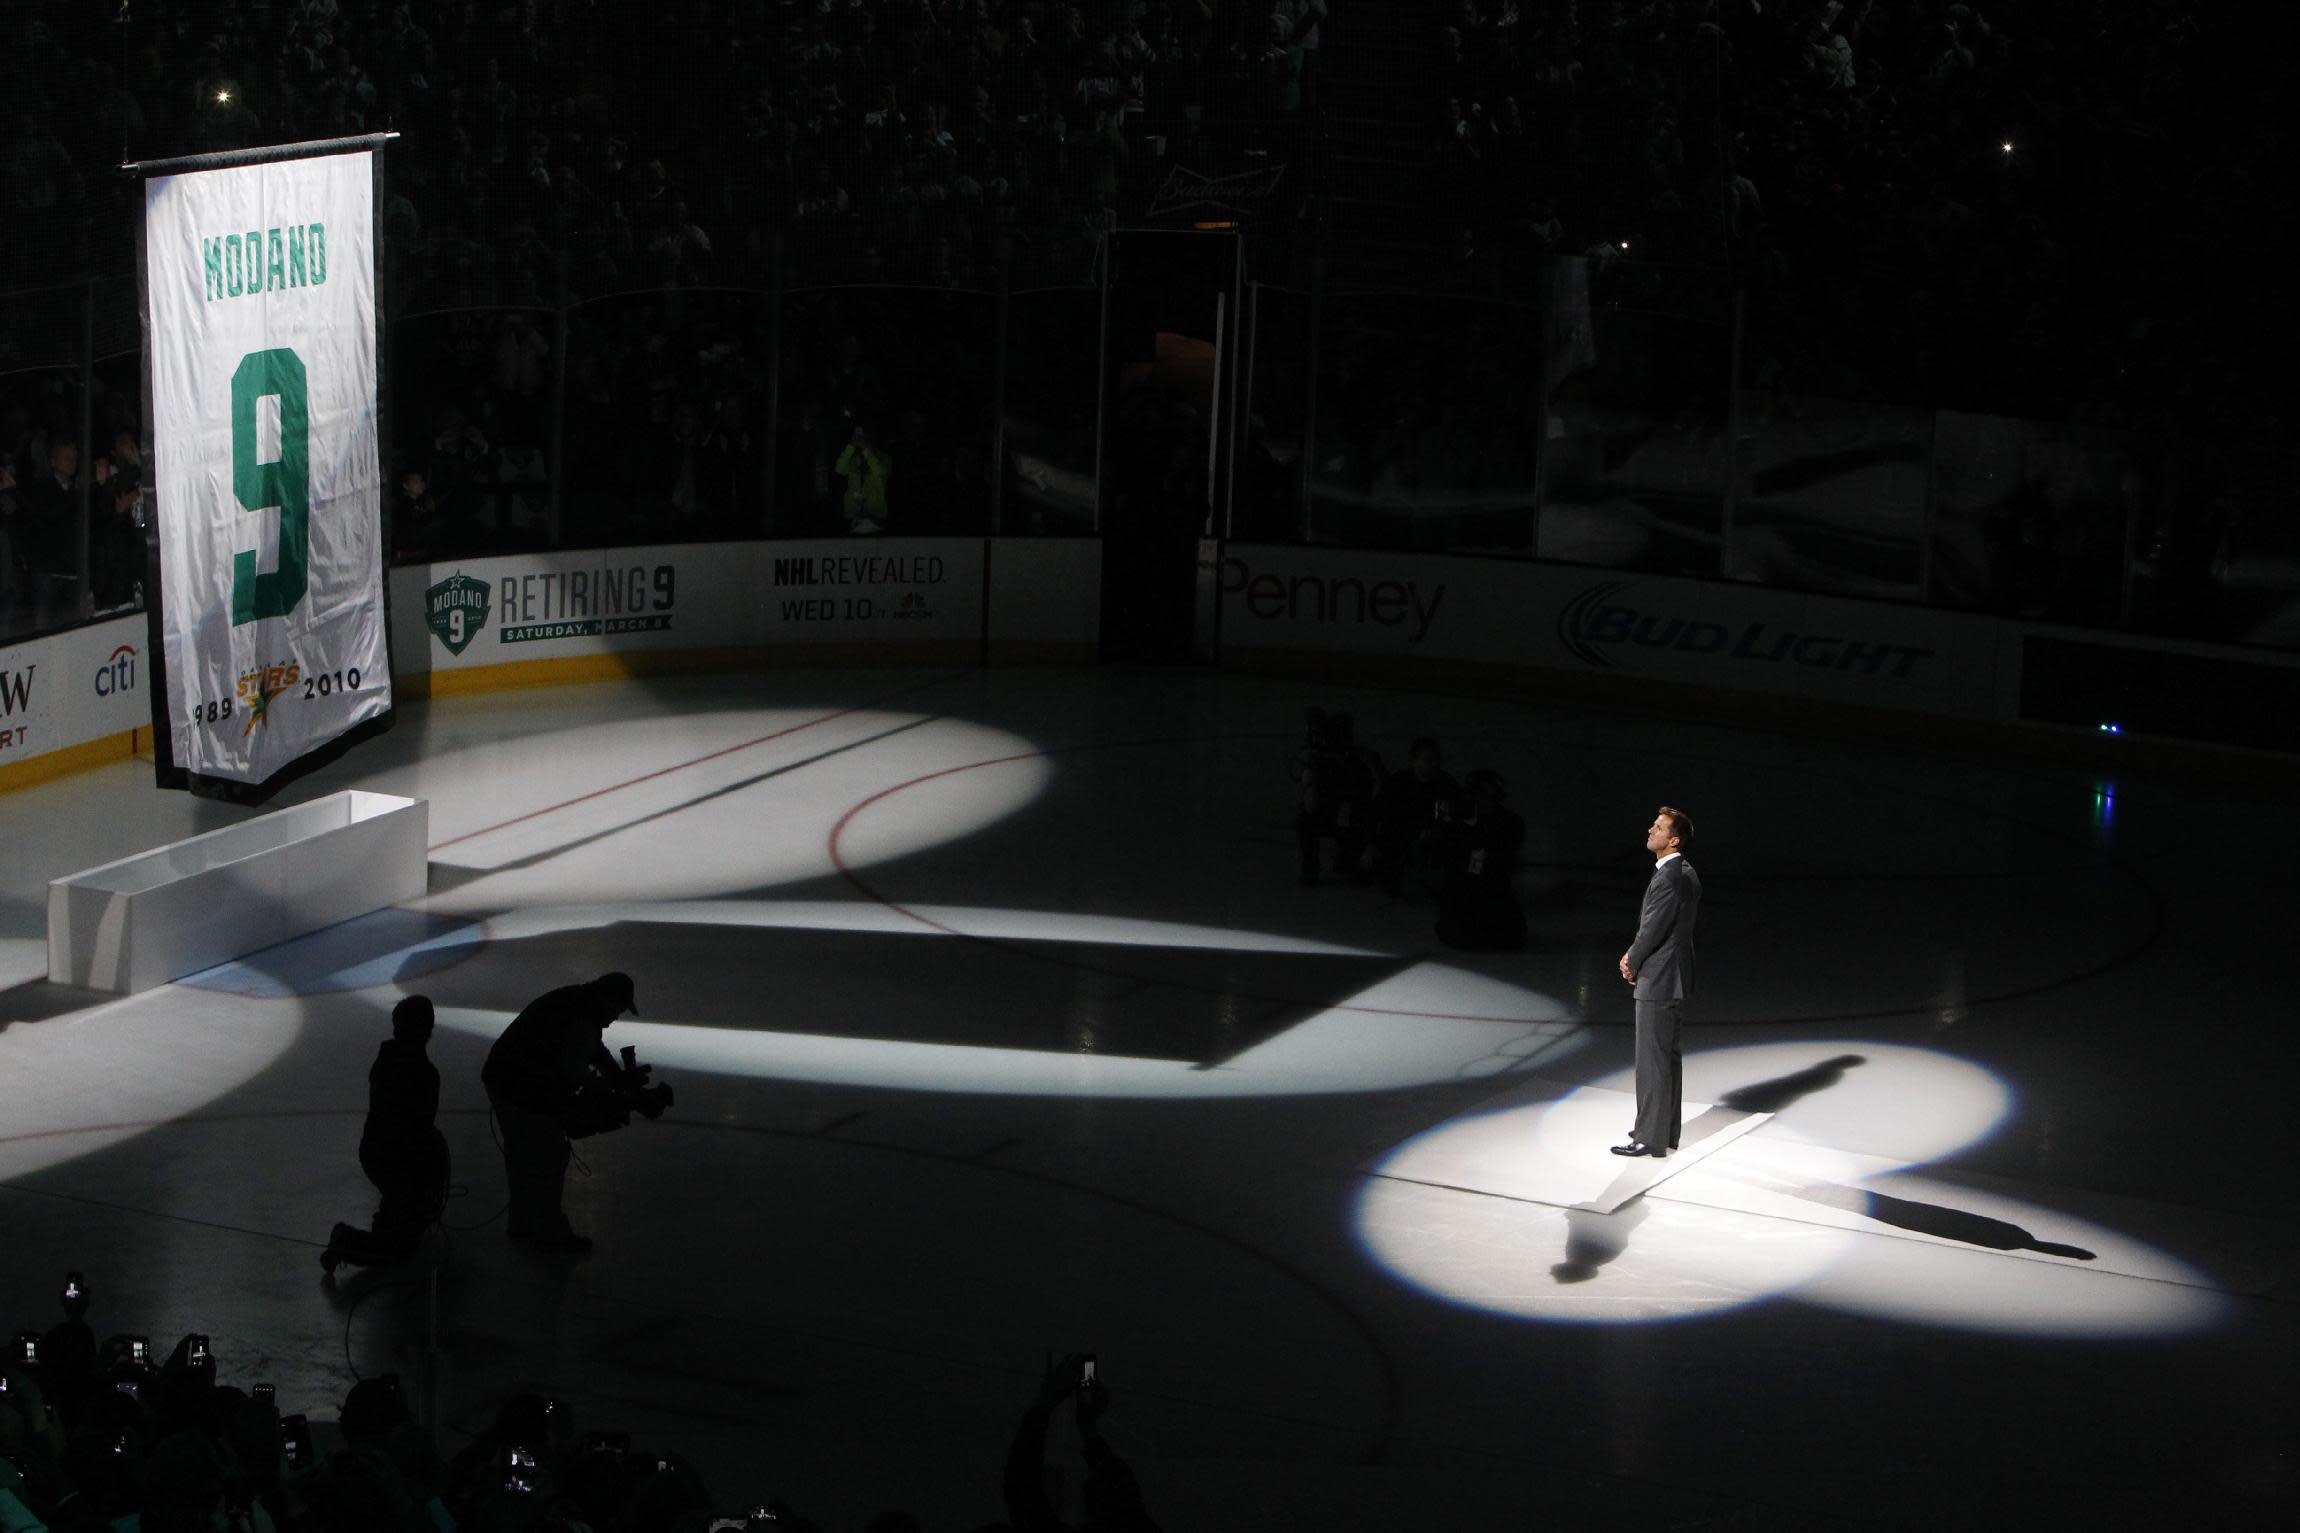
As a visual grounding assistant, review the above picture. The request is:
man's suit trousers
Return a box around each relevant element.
[1632,998,1683,1151]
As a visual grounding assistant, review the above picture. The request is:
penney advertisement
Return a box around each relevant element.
[393,539,983,675]
[1218,544,2009,718]
[0,617,152,775]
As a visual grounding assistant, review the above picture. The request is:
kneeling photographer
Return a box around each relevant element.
[480,972,671,1254]
[322,996,451,1275]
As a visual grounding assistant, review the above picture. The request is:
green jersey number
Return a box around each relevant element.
[230,347,309,625]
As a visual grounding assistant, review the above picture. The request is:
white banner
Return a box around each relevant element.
[145,149,389,788]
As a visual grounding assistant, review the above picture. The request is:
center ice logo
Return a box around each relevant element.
[425,574,491,655]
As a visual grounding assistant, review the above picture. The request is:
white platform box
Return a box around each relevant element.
[48,791,429,993]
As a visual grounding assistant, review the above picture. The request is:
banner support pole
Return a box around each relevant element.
[121,132,401,180]
[75,278,96,622]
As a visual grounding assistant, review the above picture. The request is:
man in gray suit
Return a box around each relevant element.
[1614,806,1700,1158]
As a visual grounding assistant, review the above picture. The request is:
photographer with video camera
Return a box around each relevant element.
[480,972,669,1254]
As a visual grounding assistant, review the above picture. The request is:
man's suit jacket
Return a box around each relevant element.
[1627,855,1701,1001]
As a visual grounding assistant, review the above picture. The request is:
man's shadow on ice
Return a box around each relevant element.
[1714,1053,1868,1114]
[1714,1054,2094,1258]
[1547,1051,2091,1278]
[1545,1057,1874,1284]
[1552,1201,1651,1284]
[1786,1182,2096,1260]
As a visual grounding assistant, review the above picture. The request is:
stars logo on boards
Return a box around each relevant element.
[425,573,492,655]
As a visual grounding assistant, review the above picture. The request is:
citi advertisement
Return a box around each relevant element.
[1219,545,2004,717]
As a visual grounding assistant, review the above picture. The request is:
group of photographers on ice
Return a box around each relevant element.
[322,972,670,1271]
[1292,708,1527,951]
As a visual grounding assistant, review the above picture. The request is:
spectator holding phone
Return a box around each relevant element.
[1003,1353,1162,1533]
[0,1365,72,1531]
[39,1274,99,1436]
[300,1375,440,1533]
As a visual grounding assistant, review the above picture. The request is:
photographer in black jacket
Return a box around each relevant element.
[481,972,656,1254]
[1369,736,1465,897]
[1433,769,1528,951]
[1291,709,1383,885]
[323,996,450,1275]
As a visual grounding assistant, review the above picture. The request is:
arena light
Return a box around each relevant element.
[3,704,1056,1177]
[395,709,1051,910]
[0,985,307,1181]
[1353,1041,2226,1335]
[1652,1040,2012,1165]
[6,893,1582,1187]
[1729,1158,2227,1336]
[403,899,1584,1100]
[1355,1170,1842,1326]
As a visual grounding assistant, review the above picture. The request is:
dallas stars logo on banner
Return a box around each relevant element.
[136,136,396,800]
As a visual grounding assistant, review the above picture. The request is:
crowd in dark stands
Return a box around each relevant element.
[2,1282,1157,1532]
[0,374,148,634]
[0,1,1281,302]
[3,0,2292,636]
[1435,0,2288,443]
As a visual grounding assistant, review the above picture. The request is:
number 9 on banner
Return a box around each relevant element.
[231,346,309,625]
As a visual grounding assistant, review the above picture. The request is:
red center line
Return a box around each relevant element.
[826,753,1049,941]
[427,683,949,854]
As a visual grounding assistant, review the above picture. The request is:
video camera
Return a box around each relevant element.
[564,1046,674,1138]
[618,1045,675,1119]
